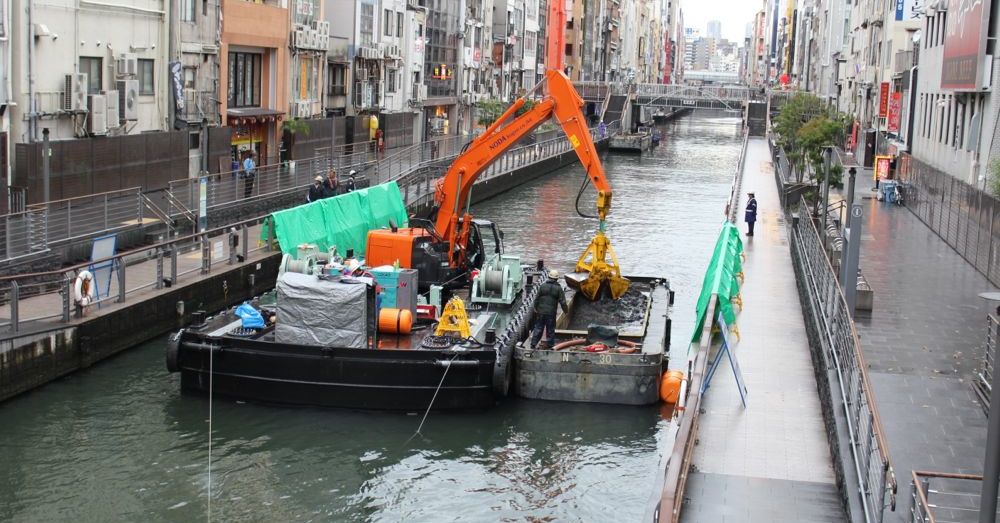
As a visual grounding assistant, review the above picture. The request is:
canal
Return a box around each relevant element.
[0,114,742,522]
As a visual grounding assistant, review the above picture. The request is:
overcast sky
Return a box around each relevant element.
[682,0,763,43]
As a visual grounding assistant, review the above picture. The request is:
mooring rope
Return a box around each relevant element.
[406,352,459,445]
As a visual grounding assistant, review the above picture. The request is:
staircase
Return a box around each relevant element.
[602,94,629,125]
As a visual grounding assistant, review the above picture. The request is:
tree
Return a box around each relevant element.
[475,98,537,127]
[774,93,847,185]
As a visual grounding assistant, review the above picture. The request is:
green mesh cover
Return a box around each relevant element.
[691,221,745,343]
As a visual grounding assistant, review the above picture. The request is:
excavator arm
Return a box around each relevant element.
[432,69,629,300]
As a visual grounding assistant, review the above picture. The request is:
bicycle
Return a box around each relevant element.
[893,183,904,206]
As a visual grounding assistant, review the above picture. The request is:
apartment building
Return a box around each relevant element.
[171,0,223,175]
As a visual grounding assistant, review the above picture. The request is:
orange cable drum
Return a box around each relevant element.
[378,308,413,335]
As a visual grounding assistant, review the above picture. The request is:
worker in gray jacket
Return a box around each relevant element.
[530,269,568,349]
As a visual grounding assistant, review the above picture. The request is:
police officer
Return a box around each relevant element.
[745,191,758,236]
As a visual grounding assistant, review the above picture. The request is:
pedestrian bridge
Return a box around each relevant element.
[573,82,794,111]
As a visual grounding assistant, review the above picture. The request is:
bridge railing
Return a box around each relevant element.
[909,471,992,523]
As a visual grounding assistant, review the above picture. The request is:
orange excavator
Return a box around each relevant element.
[365,70,629,300]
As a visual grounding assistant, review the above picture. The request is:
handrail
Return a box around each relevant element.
[794,195,897,520]
[725,130,750,223]
[23,186,142,212]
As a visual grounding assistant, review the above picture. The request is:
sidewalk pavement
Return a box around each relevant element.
[835,152,989,523]
[681,138,844,522]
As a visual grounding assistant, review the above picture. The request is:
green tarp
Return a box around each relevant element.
[691,221,744,343]
[261,181,409,258]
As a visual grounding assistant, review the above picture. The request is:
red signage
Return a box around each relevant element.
[878,82,890,118]
[942,0,992,90]
[887,92,902,133]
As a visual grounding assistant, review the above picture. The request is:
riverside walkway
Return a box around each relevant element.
[681,138,845,522]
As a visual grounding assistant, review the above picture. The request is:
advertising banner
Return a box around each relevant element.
[942,0,992,90]
[887,92,902,133]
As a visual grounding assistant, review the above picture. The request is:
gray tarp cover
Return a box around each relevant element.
[275,272,368,348]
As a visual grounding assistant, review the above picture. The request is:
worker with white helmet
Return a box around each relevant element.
[530,269,568,350]
[346,170,357,192]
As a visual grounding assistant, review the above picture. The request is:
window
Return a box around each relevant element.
[181,0,195,21]
[294,0,317,26]
[361,3,374,46]
[138,59,155,95]
[184,67,196,90]
[227,52,262,108]
[565,43,573,56]
[79,57,102,94]
[328,64,346,95]
[384,9,393,36]
[387,68,397,92]
[397,12,403,39]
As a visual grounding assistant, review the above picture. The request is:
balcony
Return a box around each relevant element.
[180,90,220,125]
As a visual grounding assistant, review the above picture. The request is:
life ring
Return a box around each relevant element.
[73,270,95,306]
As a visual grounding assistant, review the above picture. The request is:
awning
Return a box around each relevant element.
[227,107,285,124]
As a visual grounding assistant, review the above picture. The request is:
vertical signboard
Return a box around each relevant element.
[874,155,892,181]
[887,92,902,133]
[942,0,992,90]
[878,82,890,118]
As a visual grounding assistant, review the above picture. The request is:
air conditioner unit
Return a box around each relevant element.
[116,53,138,77]
[292,101,311,118]
[88,94,108,135]
[313,20,330,37]
[63,73,88,111]
[319,35,330,50]
[293,28,306,48]
[309,30,320,49]
[116,79,139,121]
[104,89,120,126]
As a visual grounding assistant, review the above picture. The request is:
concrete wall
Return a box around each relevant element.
[11,0,170,145]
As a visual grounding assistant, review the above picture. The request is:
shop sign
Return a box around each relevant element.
[887,92,902,133]
[878,82,889,118]
[874,155,892,181]
[942,0,992,90]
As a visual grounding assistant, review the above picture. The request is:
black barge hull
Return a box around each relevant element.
[170,332,499,410]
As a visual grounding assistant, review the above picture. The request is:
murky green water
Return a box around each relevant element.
[0,114,741,522]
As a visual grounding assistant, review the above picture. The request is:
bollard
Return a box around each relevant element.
[228,227,238,265]
[242,225,249,261]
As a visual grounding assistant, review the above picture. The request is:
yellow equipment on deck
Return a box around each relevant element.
[435,297,471,339]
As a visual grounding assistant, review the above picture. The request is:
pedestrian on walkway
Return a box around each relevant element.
[530,269,568,350]
[308,176,325,202]
[346,170,357,192]
[322,169,339,198]
[241,152,257,198]
[599,120,607,139]
[745,191,758,236]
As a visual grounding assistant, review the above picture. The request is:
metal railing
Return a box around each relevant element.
[725,130,750,223]
[974,315,1000,410]
[0,214,273,332]
[910,471,992,523]
[792,196,897,522]
[8,186,25,213]
[0,187,148,261]
[635,84,759,103]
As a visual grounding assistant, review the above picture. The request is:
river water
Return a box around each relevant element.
[0,114,742,522]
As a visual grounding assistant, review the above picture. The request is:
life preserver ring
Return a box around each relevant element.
[74,270,95,306]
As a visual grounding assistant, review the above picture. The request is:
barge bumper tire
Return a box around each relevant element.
[166,330,182,373]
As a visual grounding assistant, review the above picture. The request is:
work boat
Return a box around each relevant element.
[514,276,673,405]
[166,257,544,411]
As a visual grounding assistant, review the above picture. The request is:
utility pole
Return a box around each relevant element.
[42,128,50,203]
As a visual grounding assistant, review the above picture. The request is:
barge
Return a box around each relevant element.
[167,266,543,411]
[514,276,673,405]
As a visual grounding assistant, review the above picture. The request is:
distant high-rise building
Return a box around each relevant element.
[707,20,722,40]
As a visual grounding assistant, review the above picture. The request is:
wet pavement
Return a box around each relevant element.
[836,154,990,523]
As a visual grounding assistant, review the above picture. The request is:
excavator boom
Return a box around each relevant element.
[431,70,628,300]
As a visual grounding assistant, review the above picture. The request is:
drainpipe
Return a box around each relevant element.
[27,0,36,142]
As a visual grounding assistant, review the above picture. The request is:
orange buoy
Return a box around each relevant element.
[378,308,413,335]
[660,370,685,404]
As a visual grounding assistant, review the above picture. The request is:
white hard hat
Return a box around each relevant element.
[314,175,323,182]
[548,269,559,279]
[349,170,357,176]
